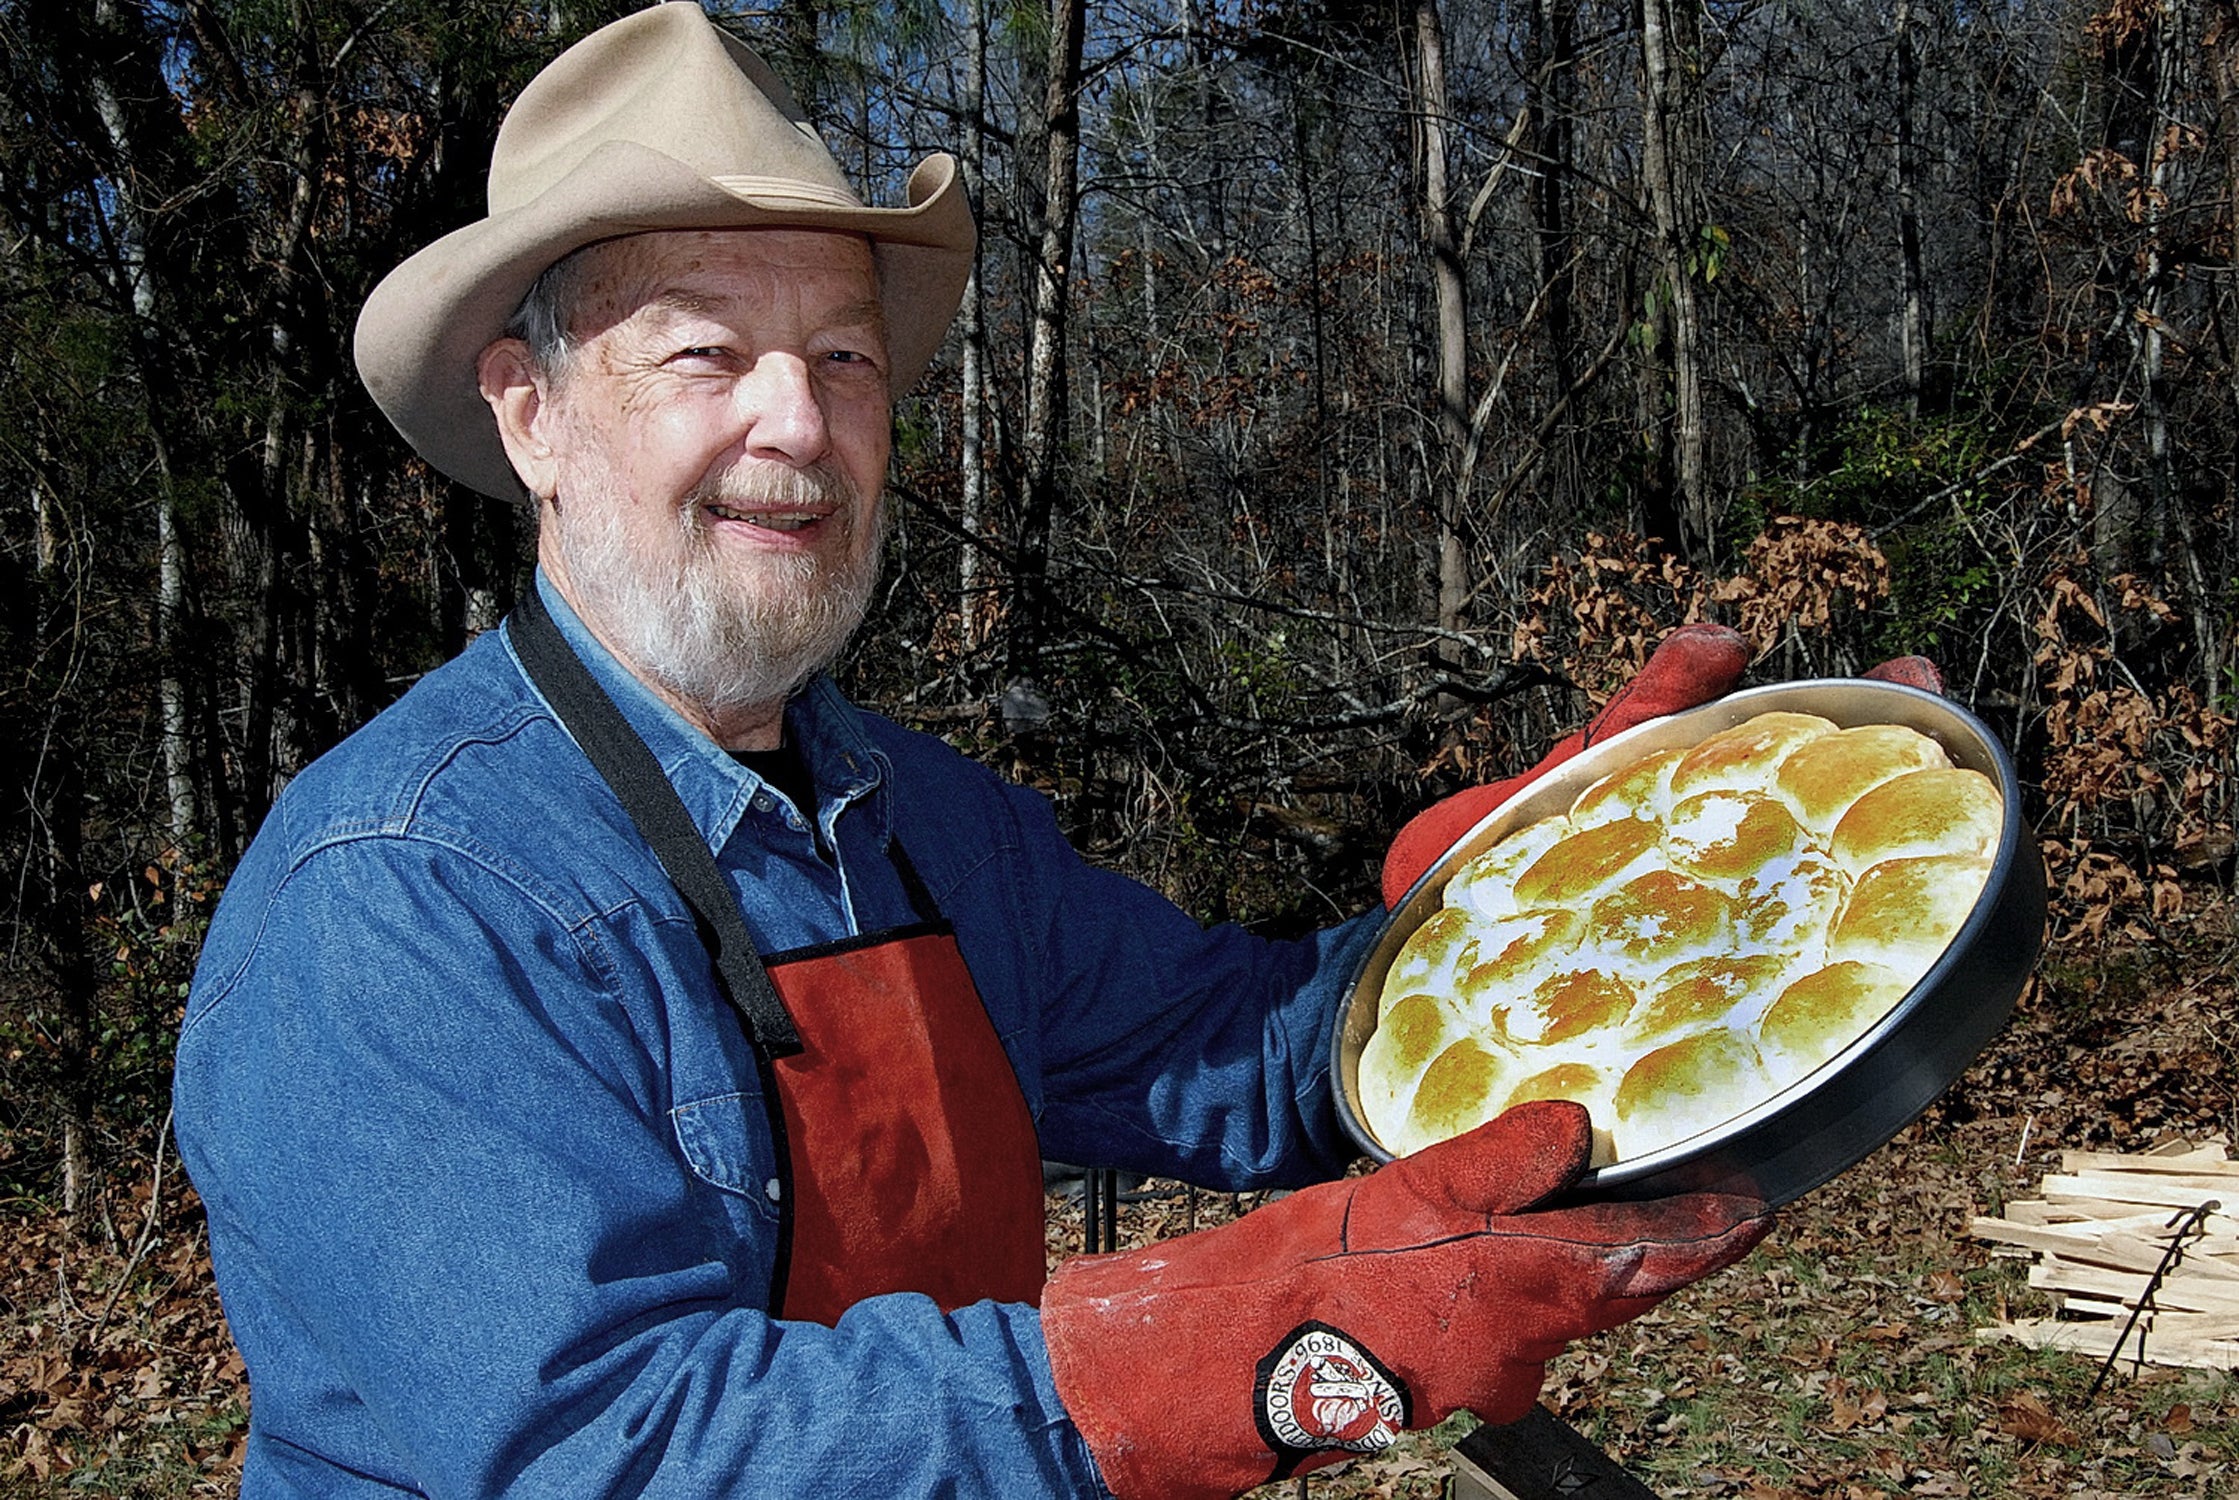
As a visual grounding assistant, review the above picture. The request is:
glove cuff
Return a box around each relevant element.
[1045,1260,1409,1500]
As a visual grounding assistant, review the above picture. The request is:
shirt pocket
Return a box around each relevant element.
[670,1091,784,1225]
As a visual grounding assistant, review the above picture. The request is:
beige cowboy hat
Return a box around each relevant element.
[354,1,974,500]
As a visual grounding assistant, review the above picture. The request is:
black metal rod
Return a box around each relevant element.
[1082,1169,1103,1254]
[2087,1197,2220,1400]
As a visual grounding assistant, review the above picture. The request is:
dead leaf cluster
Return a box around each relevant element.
[0,1198,247,1489]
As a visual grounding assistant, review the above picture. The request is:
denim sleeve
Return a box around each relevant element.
[894,742,1386,1192]
[174,834,1109,1500]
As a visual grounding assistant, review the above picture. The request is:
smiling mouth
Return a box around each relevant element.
[705,502,824,532]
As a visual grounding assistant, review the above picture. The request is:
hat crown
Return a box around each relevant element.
[488,2,859,216]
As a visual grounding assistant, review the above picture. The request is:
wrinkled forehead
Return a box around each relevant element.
[560,228,883,343]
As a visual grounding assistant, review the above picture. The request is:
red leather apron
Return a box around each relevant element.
[508,590,1046,1329]
[766,921,1048,1325]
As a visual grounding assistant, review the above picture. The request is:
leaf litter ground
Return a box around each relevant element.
[3,905,2232,1496]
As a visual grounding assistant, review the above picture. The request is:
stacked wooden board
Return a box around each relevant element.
[1971,1137,2239,1372]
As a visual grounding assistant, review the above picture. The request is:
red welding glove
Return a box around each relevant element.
[1383,624,1752,908]
[1041,1100,1771,1500]
[1861,654,1943,694]
[1382,633,1949,908]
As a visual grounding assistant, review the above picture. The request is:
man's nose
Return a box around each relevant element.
[738,352,830,466]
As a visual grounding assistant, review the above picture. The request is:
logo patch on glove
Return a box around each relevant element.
[1254,1321,1408,1456]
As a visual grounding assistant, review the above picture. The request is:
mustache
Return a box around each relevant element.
[685,461,859,514]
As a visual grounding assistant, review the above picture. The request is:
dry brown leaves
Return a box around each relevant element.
[1511,528,1714,699]
[2033,563,2234,941]
[0,1186,247,1490]
[1712,517,1894,643]
[1515,518,1896,713]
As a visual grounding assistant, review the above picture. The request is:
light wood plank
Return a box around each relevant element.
[2063,1145,2235,1174]
[2029,1261,2239,1316]
[2039,1172,2238,1210]
[1977,1318,2239,1370]
[1969,1218,2239,1279]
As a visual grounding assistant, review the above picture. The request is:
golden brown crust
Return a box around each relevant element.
[1734,853,1849,952]
[1633,953,1797,1045]
[1450,909,1586,1017]
[1584,870,1737,971]
[1614,1028,1772,1157]
[1569,747,1687,829]
[1830,767,2001,873]
[1828,853,1988,972]
[1379,906,1479,1010]
[1665,791,1814,885]
[1670,712,1838,797]
[1758,960,1913,1085]
[1513,817,1661,906]
[1492,968,1639,1047]
[1404,1036,1518,1153]
[1356,991,1467,1143]
[1775,723,1951,833]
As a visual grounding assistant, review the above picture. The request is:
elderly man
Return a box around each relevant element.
[173,6,1771,1496]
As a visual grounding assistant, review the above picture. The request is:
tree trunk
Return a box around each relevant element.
[2205,0,2239,701]
[1291,83,1331,524]
[89,0,197,845]
[2083,0,2169,585]
[959,0,989,650]
[243,0,329,822]
[1014,0,1087,680]
[47,760,98,1231]
[1638,0,1711,559]
[1527,0,1580,504]
[1895,0,1929,415]
[28,473,100,1230]
[2138,1,2181,577]
[1411,0,1471,636]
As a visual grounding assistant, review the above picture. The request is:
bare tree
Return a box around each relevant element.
[1638,0,1712,558]
[1895,0,1929,414]
[958,0,991,649]
[1014,0,1088,679]
[1409,0,1472,637]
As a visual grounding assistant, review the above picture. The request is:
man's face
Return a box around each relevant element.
[508,228,893,729]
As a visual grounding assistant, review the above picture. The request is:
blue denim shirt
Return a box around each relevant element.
[174,574,1381,1498]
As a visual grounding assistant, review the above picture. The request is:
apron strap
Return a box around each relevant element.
[509,587,804,1059]
[887,836,944,928]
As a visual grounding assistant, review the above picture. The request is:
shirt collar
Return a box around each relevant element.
[513,569,888,855]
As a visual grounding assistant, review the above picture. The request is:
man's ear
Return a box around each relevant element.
[478,338,559,502]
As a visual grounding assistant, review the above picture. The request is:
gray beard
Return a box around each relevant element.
[550,464,883,720]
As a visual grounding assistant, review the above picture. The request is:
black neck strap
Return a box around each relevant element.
[509,587,803,1059]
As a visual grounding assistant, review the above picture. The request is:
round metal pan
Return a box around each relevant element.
[1332,679,2046,1208]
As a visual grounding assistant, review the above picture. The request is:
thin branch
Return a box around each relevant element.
[88,1107,175,1348]
[893,479,1510,657]
[1868,415,2071,538]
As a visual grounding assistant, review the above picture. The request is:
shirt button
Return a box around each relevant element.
[765,1178,783,1202]
[752,793,774,812]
